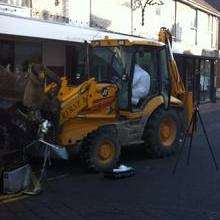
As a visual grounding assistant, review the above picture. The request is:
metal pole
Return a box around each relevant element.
[172,109,195,174]
[186,108,196,165]
[90,0,92,27]
[197,109,219,170]
[131,0,133,35]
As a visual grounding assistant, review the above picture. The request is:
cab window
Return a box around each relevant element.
[91,46,133,110]
[159,47,170,94]
[91,47,125,82]
[66,45,87,85]
[131,47,159,108]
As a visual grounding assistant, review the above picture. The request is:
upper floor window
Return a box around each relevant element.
[155,6,161,16]
[208,15,218,49]
[189,9,198,45]
[176,2,197,45]
[0,0,7,4]
[0,0,31,7]
[21,0,31,7]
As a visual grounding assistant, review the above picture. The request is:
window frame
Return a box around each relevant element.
[0,0,31,8]
[159,46,171,96]
[129,45,163,111]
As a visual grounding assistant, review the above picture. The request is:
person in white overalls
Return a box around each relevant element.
[131,64,151,106]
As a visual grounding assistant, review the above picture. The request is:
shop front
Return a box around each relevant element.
[0,39,14,70]
[0,35,78,76]
[175,53,217,103]
[0,36,42,73]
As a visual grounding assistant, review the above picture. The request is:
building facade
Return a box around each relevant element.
[0,0,137,81]
[204,0,220,94]
[90,0,220,102]
[0,0,219,102]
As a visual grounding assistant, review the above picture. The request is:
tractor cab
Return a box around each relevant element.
[57,35,190,171]
[90,39,171,115]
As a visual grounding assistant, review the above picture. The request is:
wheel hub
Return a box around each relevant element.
[98,141,115,163]
[159,118,177,148]
[162,125,171,138]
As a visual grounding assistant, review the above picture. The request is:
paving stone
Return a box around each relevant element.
[2,107,220,219]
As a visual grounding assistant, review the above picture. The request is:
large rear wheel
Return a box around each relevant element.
[80,127,121,172]
[143,107,183,157]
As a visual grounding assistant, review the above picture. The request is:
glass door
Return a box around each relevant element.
[200,59,211,102]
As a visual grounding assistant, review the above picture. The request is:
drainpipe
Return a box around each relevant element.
[131,0,133,35]
[63,0,69,22]
[89,0,92,27]
[174,0,177,39]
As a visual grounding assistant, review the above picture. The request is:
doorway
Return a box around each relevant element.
[200,59,211,102]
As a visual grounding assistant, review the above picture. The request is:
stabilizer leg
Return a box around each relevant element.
[172,110,196,174]
[197,110,219,171]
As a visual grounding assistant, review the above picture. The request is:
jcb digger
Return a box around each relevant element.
[1,28,193,172]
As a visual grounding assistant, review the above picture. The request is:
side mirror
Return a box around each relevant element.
[122,74,127,81]
[76,73,81,80]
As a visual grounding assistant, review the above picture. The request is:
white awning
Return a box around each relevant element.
[0,13,143,43]
[1,13,218,58]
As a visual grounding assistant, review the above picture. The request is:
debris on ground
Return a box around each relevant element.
[104,165,135,179]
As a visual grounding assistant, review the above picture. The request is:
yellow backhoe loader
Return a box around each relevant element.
[44,27,191,171]
[1,28,193,172]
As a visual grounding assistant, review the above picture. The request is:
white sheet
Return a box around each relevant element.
[132,64,150,105]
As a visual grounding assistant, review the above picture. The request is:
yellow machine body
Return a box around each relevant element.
[45,28,192,151]
[55,78,118,145]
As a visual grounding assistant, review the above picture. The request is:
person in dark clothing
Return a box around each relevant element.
[23,64,61,136]
[23,64,61,110]
[0,65,27,101]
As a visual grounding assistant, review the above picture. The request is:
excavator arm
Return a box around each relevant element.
[158,27,193,124]
[159,27,186,99]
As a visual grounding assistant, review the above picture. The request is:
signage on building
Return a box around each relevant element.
[32,10,69,23]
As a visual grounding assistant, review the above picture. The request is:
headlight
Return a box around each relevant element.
[40,120,52,134]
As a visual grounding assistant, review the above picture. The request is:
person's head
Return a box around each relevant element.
[135,48,153,72]
[135,50,146,70]
[32,64,44,80]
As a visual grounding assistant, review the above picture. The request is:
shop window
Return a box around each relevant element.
[14,41,42,73]
[0,40,14,70]
[185,58,194,91]
[200,60,211,102]
[194,59,201,103]
[65,45,86,85]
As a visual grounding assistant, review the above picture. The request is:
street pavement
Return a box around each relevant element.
[1,102,220,220]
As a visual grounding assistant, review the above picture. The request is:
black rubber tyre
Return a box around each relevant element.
[143,106,183,158]
[80,127,121,172]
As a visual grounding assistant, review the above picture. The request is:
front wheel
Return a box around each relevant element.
[143,107,183,157]
[80,127,121,172]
